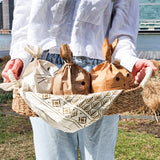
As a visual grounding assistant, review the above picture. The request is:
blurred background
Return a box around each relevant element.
[0,0,160,59]
[0,1,160,160]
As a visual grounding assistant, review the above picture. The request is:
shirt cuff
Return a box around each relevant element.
[112,37,139,72]
[120,55,139,72]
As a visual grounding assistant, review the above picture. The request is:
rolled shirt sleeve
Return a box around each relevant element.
[109,0,139,72]
[9,0,140,73]
[10,0,33,71]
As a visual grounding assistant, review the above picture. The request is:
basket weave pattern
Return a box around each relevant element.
[105,86,144,115]
[12,86,144,117]
[12,90,38,117]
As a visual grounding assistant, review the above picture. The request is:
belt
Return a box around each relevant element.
[41,50,104,65]
[41,50,49,60]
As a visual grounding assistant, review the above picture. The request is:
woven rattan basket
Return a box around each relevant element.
[105,86,143,115]
[12,90,38,117]
[11,67,152,117]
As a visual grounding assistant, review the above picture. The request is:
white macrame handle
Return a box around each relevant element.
[139,67,153,89]
[0,70,20,91]
[7,70,20,89]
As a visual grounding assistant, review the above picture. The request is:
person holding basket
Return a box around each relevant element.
[1,0,157,160]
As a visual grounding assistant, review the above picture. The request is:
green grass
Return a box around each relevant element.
[0,56,13,104]
[0,114,160,160]
[115,129,160,160]
[0,114,35,160]
[0,90,12,104]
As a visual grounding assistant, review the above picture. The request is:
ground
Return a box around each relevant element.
[0,56,160,160]
[119,118,160,138]
[0,103,160,138]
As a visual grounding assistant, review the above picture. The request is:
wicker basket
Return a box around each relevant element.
[11,67,152,117]
[12,90,38,117]
[105,86,143,115]
[12,86,143,117]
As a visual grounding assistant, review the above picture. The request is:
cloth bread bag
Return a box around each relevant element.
[91,37,135,93]
[52,44,91,95]
[0,45,59,94]
[21,45,59,93]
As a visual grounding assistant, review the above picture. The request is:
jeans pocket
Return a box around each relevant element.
[73,0,109,25]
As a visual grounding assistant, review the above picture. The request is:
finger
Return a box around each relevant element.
[135,74,143,84]
[4,78,10,83]
[139,61,156,77]
[2,59,15,73]
[134,68,146,83]
[1,72,11,82]
[1,60,15,82]
[133,67,144,81]
[137,59,157,71]
[11,59,23,80]
[132,59,157,78]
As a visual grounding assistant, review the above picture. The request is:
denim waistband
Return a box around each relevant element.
[41,50,104,66]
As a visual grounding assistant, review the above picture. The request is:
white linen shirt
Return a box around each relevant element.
[10,0,139,72]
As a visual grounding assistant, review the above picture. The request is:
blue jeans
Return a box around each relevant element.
[30,53,119,160]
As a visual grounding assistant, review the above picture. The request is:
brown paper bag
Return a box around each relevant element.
[52,44,91,95]
[114,60,135,90]
[91,37,135,93]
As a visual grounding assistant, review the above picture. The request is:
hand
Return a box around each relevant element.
[1,59,23,83]
[132,59,157,83]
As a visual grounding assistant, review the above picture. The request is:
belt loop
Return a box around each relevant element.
[41,50,49,60]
